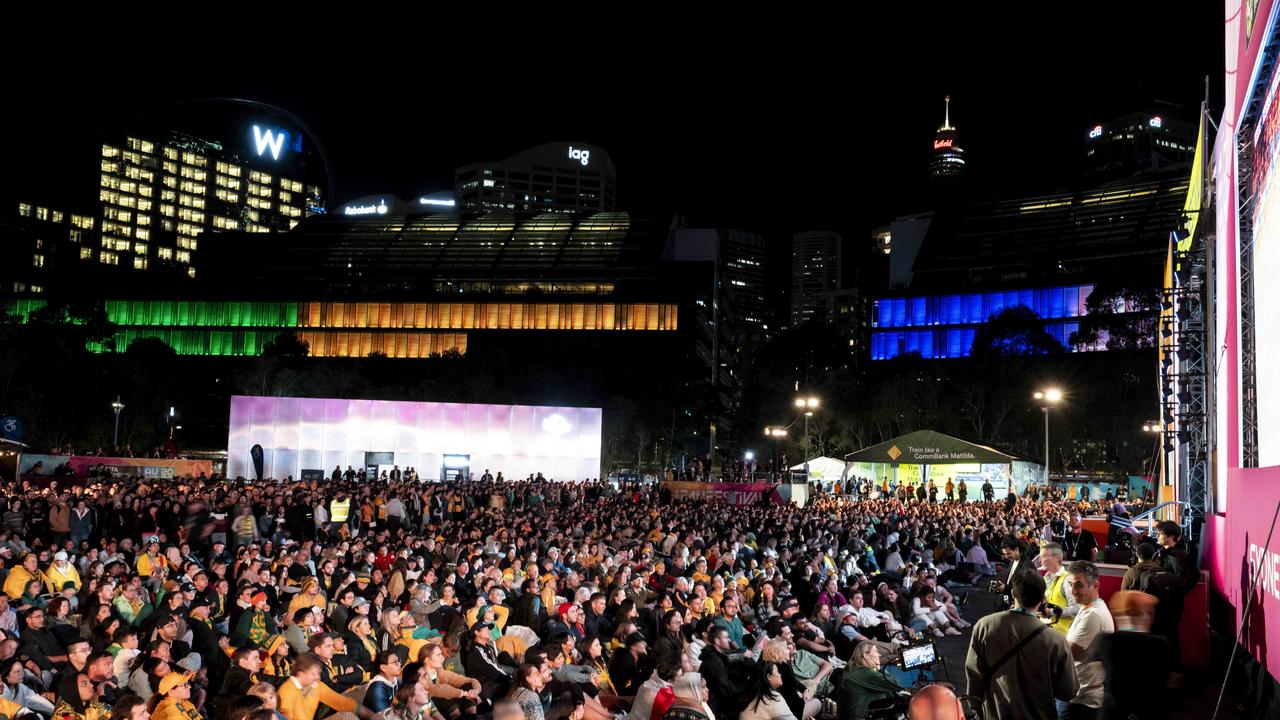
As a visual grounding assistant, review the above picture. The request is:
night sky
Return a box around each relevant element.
[4,10,1223,257]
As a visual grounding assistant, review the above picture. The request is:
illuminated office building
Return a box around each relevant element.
[790,231,843,327]
[8,101,328,288]
[1083,111,1196,185]
[456,142,616,214]
[92,133,322,278]
[5,298,677,358]
[870,284,1122,360]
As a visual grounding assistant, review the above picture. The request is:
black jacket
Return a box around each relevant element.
[465,643,512,699]
[698,646,751,720]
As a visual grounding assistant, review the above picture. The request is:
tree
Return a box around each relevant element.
[1070,283,1158,350]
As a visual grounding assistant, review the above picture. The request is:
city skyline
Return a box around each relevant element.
[1,9,1220,249]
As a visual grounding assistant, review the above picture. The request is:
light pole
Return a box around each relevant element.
[111,397,125,450]
[764,427,787,478]
[794,396,820,474]
[168,406,176,440]
[1033,388,1063,487]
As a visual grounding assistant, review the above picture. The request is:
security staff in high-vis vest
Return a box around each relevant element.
[1037,542,1077,634]
[330,493,351,525]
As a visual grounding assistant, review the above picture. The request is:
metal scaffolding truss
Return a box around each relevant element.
[1237,129,1261,468]
[1159,232,1211,541]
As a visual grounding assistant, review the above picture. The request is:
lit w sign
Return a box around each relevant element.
[251,125,299,161]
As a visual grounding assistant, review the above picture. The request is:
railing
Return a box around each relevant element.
[1126,500,1191,537]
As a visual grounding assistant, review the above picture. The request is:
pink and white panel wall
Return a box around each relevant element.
[226,395,602,482]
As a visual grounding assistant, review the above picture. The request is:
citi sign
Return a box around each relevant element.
[252,125,303,161]
[568,146,591,166]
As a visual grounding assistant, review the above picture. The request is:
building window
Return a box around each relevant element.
[100,251,119,265]
[32,255,44,268]
[134,242,148,254]
[133,257,148,270]
[176,250,191,264]
[163,147,178,160]
[135,228,150,241]
[17,202,32,217]
[72,214,94,229]
[187,267,196,278]
[249,170,273,184]
[158,247,174,261]
[180,152,207,167]
[103,145,120,159]
[35,207,49,221]
[80,247,93,260]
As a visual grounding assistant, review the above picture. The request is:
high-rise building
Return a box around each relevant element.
[929,96,966,183]
[1082,112,1196,184]
[455,142,616,215]
[790,231,843,327]
[94,133,324,278]
[720,230,770,344]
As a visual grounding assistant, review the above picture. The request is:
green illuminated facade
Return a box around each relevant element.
[4,298,677,358]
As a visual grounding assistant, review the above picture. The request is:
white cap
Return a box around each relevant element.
[54,551,68,561]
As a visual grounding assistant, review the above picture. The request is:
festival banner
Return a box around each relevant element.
[19,454,213,483]
[662,481,778,506]
[1211,465,1280,684]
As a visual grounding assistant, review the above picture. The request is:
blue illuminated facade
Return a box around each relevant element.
[871,285,1103,360]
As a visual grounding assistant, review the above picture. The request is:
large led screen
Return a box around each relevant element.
[1252,51,1280,467]
[227,396,602,482]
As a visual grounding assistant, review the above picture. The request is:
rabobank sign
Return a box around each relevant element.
[252,125,303,161]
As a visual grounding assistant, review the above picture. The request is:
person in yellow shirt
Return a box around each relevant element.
[3,553,41,601]
[52,673,109,720]
[276,652,358,720]
[1037,542,1076,635]
[135,540,168,579]
[150,671,201,720]
[287,577,327,622]
[44,551,81,594]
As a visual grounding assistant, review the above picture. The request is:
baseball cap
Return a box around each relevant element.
[158,670,194,696]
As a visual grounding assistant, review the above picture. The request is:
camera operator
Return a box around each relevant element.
[965,570,1078,720]
[990,535,1028,608]
[1037,543,1076,635]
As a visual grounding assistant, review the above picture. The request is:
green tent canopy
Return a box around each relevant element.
[844,430,1019,465]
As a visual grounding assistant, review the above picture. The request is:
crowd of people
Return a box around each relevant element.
[0,470,1194,720]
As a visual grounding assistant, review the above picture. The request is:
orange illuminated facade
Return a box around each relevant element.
[9,299,677,359]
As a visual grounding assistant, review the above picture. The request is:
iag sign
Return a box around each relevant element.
[568,145,591,166]
[252,125,303,161]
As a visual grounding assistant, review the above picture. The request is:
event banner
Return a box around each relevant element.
[662,481,778,506]
[1211,466,1280,684]
[20,454,213,482]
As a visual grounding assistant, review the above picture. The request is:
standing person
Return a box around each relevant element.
[1094,591,1172,720]
[965,571,1078,720]
[1150,521,1199,675]
[1062,512,1098,563]
[981,480,994,502]
[1036,543,1076,635]
[1061,561,1114,720]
